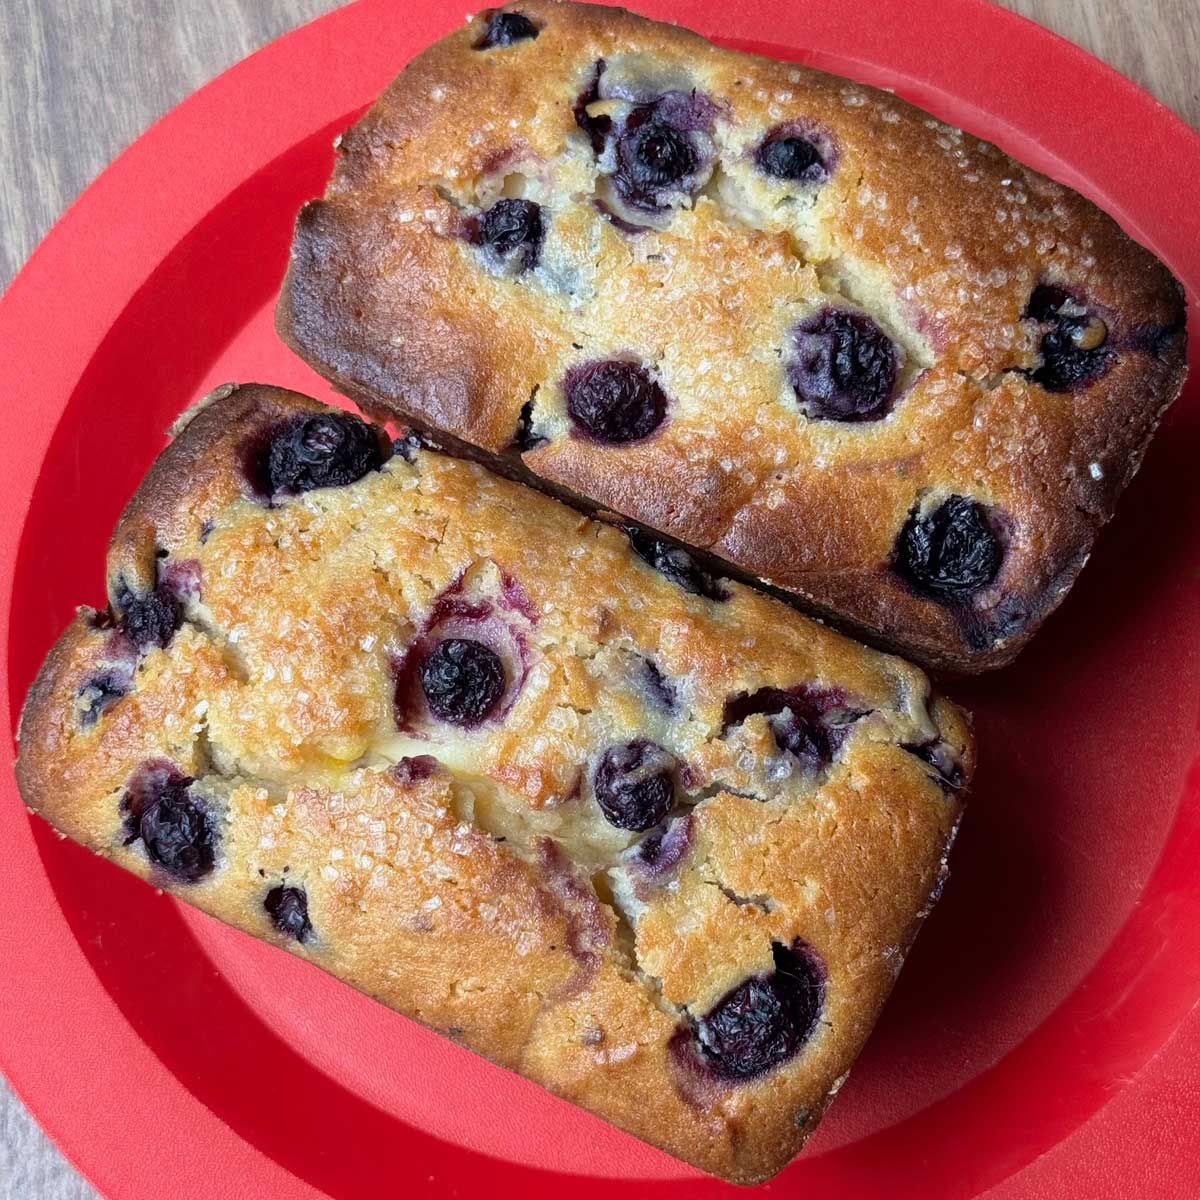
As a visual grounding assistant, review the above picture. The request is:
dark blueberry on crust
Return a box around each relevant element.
[265,885,313,942]
[477,10,538,47]
[512,397,547,450]
[121,761,216,884]
[77,671,130,728]
[394,433,423,462]
[626,529,730,601]
[573,60,611,154]
[696,942,824,1081]
[475,198,545,271]
[593,740,676,831]
[114,581,183,652]
[565,360,668,443]
[1024,283,1071,321]
[894,495,1003,602]
[619,113,698,193]
[788,308,899,422]
[723,686,861,772]
[756,134,827,184]
[419,638,507,726]
[259,412,386,497]
[609,94,715,213]
[903,739,964,791]
[1024,284,1115,393]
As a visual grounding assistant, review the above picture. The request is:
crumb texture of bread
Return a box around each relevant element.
[16,384,971,1185]
[277,0,1188,672]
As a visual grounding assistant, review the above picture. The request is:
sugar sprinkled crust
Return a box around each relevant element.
[16,383,970,1184]
[277,0,1187,673]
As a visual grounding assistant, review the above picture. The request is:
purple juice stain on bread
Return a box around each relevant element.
[894,495,1003,603]
[625,813,693,895]
[693,941,825,1081]
[564,359,669,443]
[265,884,313,942]
[641,658,677,711]
[121,760,216,884]
[536,840,610,997]
[788,308,899,422]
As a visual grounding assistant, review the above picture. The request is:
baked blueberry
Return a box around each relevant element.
[642,658,677,710]
[628,813,693,881]
[1024,283,1071,321]
[260,412,386,497]
[121,761,216,884]
[513,398,547,450]
[114,582,183,652]
[618,112,698,193]
[903,739,964,791]
[894,495,1002,602]
[788,308,899,421]
[696,942,824,1081]
[1024,284,1115,392]
[722,686,860,772]
[573,60,611,154]
[565,360,668,443]
[265,884,313,942]
[419,637,507,726]
[475,198,545,271]
[477,10,538,47]
[76,670,130,728]
[610,94,714,212]
[626,529,729,601]
[593,740,676,831]
[392,754,440,784]
[756,133,827,183]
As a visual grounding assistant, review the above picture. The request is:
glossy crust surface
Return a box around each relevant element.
[16,384,970,1184]
[277,0,1187,672]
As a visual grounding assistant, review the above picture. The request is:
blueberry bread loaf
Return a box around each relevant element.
[278,0,1187,673]
[17,384,970,1184]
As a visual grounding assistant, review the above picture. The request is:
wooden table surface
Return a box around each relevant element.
[0,1,1196,1196]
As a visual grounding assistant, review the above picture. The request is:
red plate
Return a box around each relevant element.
[1,1,1197,1196]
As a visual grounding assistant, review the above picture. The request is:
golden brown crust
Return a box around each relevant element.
[277,0,1188,673]
[17,383,970,1184]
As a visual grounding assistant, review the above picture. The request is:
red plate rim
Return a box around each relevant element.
[1,2,1198,1198]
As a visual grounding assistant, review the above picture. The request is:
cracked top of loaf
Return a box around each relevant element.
[17,384,969,1184]
[278,0,1188,673]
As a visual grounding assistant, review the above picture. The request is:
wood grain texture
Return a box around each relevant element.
[0,1,1195,1197]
